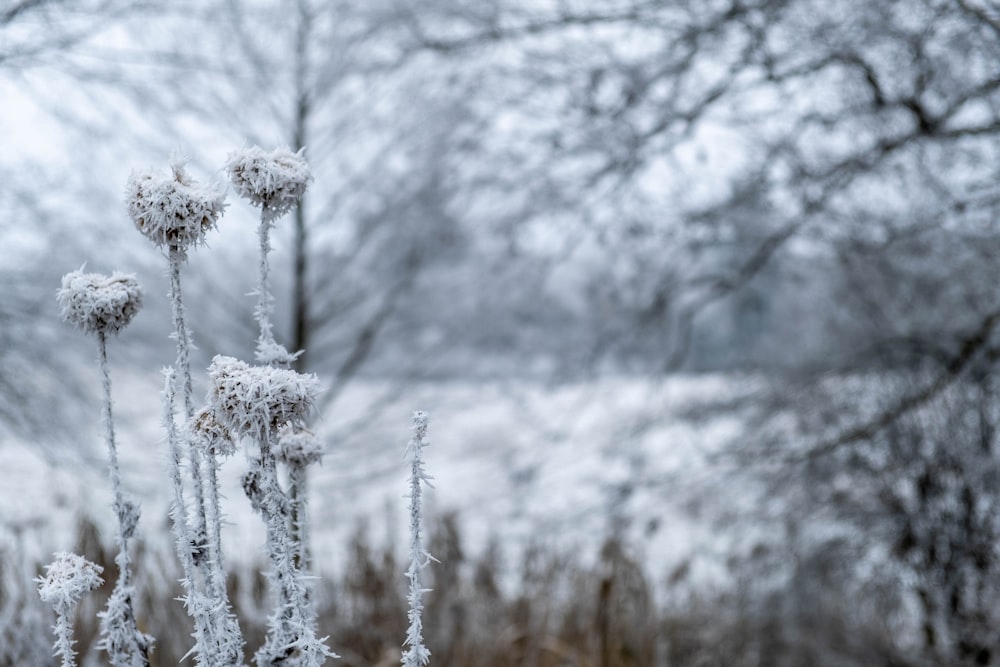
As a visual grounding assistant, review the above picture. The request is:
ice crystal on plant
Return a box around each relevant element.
[226,146,311,222]
[402,411,433,667]
[207,355,321,438]
[38,552,104,667]
[57,270,142,336]
[255,338,302,368]
[37,552,104,611]
[126,161,225,254]
[277,425,324,466]
[98,584,154,667]
[189,406,237,457]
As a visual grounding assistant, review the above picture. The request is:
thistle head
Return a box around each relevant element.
[126,161,226,255]
[225,146,311,222]
[57,270,143,336]
[37,552,104,613]
[207,355,321,440]
[277,424,324,466]
[189,405,237,457]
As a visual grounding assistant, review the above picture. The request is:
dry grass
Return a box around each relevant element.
[4,513,929,667]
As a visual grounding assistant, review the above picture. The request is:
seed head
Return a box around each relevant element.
[225,146,311,222]
[58,270,143,336]
[277,425,324,466]
[126,161,225,254]
[189,405,237,457]
[37,552,104,612]
[207,355,321,439]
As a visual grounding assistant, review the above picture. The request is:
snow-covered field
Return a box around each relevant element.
[1,373,751,585]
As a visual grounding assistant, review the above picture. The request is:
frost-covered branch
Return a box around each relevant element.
[402,411,433,667]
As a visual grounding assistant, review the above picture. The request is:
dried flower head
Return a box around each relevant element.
[58,270,143,336]
[126,161,226,253]
[37,552,104,612]
[189,405,237,457]
[207,355,321,438]
[225,146,311,221]
[277,424,324,466]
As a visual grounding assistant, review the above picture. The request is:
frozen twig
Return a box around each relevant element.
[402,411,433,667]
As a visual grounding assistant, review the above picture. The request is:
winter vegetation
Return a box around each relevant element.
[36,553,104,667]
[28,149,436,667]
[7,0,1000,666]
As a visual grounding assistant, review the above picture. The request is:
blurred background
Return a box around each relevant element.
[4,0,1000,665]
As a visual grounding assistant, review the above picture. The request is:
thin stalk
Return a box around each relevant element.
[288,463,309,571]
[168,249,209,546]
[53,609,76,667]
[163,368,213,666]
[98,331,131,573]
[97,331,152,667]
[403,411,432,667]
[255,213,279,363]
[167,251,243,665]
[249,438,331,667]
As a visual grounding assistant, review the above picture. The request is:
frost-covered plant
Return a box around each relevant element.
[126,161,226,258]
[277,425,324,467]
[128,160,243,665]
[402,411,433,667]
[190,405,238,458]
[207,355,321,438]
[57,270,153,667]
[48,147,444,667]
[57,270,142,337]
[277,425,324,569]
[226,146,311,224]
[207,355,333,667]
[37,552,104,667]
[228,146,321,574]
[225,146,311,366]
[163,369,245,667]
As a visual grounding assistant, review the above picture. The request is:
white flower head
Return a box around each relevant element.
[58,270,143,336]
[225,146,311,222]
[37,552,104,612]
[277,424,324,466]
[126,161,226,253]
[207,355,321,439]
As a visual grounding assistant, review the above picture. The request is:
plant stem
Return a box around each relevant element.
[288,463,310,571]
[167,251,243,665]
[163,368,213,666]
[255,213,278,363]
[98,331,130,573]
[168,249,209,547]
[249,436,330,667]
[98,331,152,667]
[403,411,432,667]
